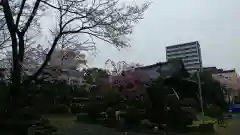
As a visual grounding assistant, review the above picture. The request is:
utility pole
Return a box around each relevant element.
[197,70,204,119]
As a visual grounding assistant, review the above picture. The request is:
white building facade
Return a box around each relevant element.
[166,41,202,74]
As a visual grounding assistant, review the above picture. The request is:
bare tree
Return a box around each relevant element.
[0,0,150,94]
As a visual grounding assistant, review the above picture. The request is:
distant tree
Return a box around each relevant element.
[82,68,109,92]
[105,59,143,75]
[105,59,129,75]
[83,68,108,84]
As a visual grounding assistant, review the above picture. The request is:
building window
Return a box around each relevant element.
[166,46,197,53]
[167,51,198,57]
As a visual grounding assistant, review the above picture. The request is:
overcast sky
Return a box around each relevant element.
[87,0,240,72]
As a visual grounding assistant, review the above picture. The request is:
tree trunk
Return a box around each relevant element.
[2,0,22,105]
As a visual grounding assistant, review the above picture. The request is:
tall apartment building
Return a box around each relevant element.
[166,41,202,73]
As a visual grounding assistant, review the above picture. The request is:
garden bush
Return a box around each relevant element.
[76,113,92,123]
[86,103,106,119]
[180,98,197,108]
[167,105,195,132]
[205,104,222,118]
[124,106,141,130]
[4,106,42,135]
[87,106,101,122]
[50,104,70,114]
[70,103,84,114]
[30,117,58,135]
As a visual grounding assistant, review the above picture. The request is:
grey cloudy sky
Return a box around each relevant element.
[87,0,240,72]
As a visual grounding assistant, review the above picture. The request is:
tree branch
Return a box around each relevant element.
[62,16,86,30]
[62,10,113,35]
[41,0,86,17]
[21,0,41,34]
[28,33,62,82]
[0,36,11,48]
[81,31,113,44]
[16,0,27,27]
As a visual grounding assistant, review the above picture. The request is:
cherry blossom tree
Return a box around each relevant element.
[0,0,150,98]
[0,45,87,83]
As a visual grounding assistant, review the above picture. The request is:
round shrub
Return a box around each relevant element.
[50,104,69,114]
[71,103,83,114]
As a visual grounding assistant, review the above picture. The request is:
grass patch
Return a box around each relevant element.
[187,115,217,127]
[187,114,230,127]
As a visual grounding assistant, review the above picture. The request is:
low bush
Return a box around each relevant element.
[4,106,42,135]
[70,103,88,114]
[31,117,58,135]
[124,106,141,130]
[180,98,197,107]
[87,107,101,121]
[50,104,70,114]
[205,104,222,118]
[85,103,106,121]
[76,113,91,123]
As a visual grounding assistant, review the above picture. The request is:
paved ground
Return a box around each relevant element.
[68,123,150,135]
[48,114,240,135]
[213,114,240,135]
